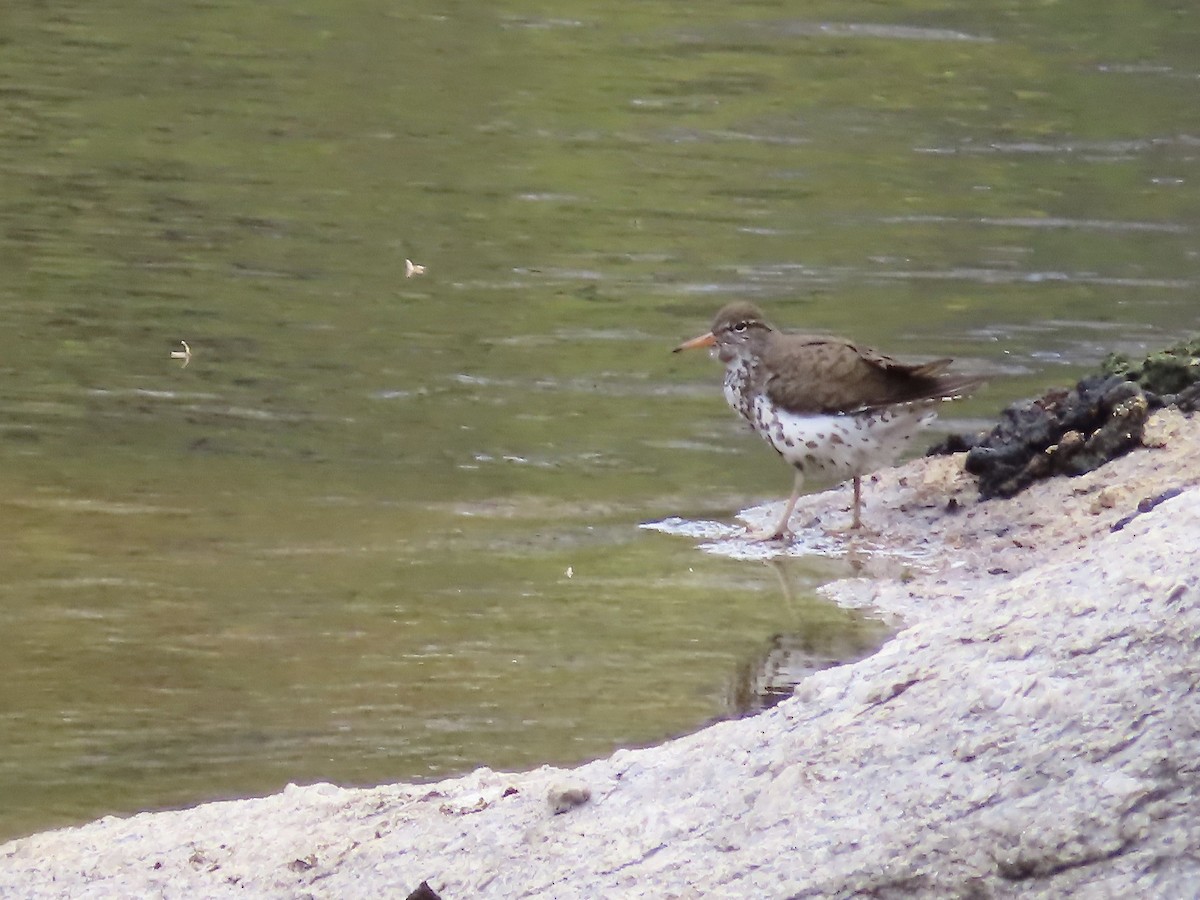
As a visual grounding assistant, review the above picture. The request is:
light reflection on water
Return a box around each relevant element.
[2,0,1199,842]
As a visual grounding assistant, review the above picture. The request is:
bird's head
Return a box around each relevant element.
[673,301,773,364]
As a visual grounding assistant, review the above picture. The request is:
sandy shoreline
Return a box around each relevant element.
[3,409,1199,898]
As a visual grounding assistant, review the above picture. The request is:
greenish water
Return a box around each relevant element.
[2,1,1198,841]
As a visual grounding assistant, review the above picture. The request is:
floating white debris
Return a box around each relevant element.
[405,258,426,277]
[565,566,574,579]
[170,341,191,368]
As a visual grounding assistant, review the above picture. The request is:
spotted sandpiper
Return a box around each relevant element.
[675,301,982,537]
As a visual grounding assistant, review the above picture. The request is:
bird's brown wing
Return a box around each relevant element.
[763,335,981,414]
[858,346,953,378]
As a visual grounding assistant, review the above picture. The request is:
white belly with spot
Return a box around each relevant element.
[749,396,938,477]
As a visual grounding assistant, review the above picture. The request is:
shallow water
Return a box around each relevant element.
[2,0,1198,840]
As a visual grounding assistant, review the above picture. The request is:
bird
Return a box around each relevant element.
[674,301,982,538]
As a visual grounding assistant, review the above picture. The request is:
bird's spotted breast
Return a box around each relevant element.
[722,359,758,426]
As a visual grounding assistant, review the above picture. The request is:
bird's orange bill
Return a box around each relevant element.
[673,331,717,353]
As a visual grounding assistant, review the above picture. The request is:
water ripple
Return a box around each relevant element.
[879,214,1188,234]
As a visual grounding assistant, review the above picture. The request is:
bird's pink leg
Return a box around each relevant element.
[748,470,804,541]
[852,475,862,530]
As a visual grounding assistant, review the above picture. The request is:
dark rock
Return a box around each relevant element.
[969,376,1142,499]
[930,336,1200,501]
[926,431,981,455]
[406,881,443,900]
[934,376,1153,500]
[1177,382,1200,413]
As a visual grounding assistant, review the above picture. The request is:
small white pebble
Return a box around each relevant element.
[547,780,591,814]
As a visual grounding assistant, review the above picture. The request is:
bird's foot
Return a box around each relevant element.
[827,507,877,537]
[744,523,793,543]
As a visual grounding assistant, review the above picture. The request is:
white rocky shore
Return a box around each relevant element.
[3,410,1199,899]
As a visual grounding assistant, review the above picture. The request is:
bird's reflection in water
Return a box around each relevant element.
[723,559,895,718]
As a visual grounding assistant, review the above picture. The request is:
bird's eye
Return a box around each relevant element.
[733,321,748,333]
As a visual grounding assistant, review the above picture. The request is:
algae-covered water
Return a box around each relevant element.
[2,0,1198,840]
